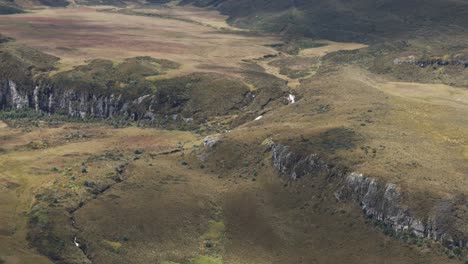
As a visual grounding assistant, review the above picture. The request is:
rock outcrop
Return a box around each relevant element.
[268,142,467,250]
[393,55,468,68]
[0,69,288,126]
[0,76,256,123]
[0,79,128,118]
[0,51,271,124]
[336,172,425,237]
[203,134,222,148]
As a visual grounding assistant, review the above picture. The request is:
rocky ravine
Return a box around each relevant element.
[268,142,468,251]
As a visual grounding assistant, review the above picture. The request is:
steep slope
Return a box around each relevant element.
[181,0,468,41]
[0,0,23,14]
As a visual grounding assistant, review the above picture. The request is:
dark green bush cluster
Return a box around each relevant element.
[0,1,23,14]
[0,109,44,120]
[0,109,101,128]
[373,220,424,247]
[372,218,467,261]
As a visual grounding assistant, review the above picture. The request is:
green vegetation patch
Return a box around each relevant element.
[188,255,222,264]
[201,220,225,244]
[102,240,123,253]
[183,0,468,42]
[37,0,69,7]
[0,1,23,14]
[0,109,98,128]
[117,56,180,79]
[268,56,321,79]
[156,73,251,119]
[51,56,179,98]
[0,44,59,86]
[75,0,127,7]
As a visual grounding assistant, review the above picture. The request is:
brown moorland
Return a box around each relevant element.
[0,5,278,78]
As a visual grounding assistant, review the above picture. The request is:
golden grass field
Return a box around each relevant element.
[0,119,460,264]
[0,121,199,263]
[234,64,468,209]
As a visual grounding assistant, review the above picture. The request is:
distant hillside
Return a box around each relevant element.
[35,0,69,7]
[0,0,128,12]
[3,0,468,43]
[0,0,23,14]
[180,0,468,42]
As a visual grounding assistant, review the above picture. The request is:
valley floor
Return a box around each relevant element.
[0,5,278,80]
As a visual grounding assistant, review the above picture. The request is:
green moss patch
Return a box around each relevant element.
[102,240,123,253]
[201,220,225,242]
[188,255,222,264]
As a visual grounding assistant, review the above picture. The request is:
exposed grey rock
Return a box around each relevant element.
[393,55,416,65]
[454,54,468,67]
[0,80,136,119]
[143,111,156,121]
[198,134,223,162]
[203,134,222,148]
[9,80,28,109]
[33,86,39,112]
[135,94,150,105]
[269,142,331,180]
[393,55,467,68]
[268,141,467,249]
[337,173,416,235]
[48,93,53,115]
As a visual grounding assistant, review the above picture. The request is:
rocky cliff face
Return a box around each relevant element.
[0,50,276,124]
[0,79,135,118]
[268,141,468,250]
[0,74,264,122]
[0,74,289,130]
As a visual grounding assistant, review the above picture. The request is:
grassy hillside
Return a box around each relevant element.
[181,0,468,42]
[4,0,468,44]
[0,0,23,14]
